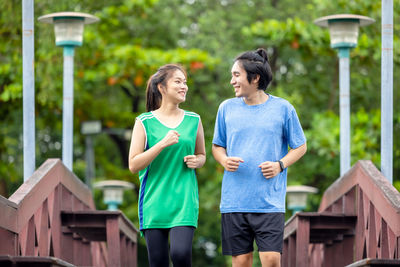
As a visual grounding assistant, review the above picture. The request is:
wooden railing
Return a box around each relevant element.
[0,159,138,267]
[283,160,400,267]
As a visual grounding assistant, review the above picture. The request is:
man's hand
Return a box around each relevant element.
[258,161,281,179]
[223,157,244,172]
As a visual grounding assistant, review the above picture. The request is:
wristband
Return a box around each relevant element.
[278,160,285,172]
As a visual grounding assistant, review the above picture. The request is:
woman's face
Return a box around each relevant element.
[162,70,188,103]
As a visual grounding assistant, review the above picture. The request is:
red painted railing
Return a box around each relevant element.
[283,160,400,267]
[0,159,137,267]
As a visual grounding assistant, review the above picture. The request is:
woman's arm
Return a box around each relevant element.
[128,120,180,173]
[184,119,206,169]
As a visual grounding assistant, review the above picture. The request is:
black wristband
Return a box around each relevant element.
[278,160,285,172]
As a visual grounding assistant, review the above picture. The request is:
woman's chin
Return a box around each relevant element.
[176,97,186,104]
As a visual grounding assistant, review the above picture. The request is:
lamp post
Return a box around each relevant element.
[81,121,102,187]
[22,0,35,181]
[38,12,99,171]
[94,180,134,211]
[381,1,393,184]
[286,185,318,214]
[314,14,374,176]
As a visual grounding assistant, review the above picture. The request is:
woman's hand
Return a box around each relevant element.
[160,130,180,148]
[184,155,199,169]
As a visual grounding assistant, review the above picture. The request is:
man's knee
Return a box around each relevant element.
[232,252,253,267]
[259,251,280,267]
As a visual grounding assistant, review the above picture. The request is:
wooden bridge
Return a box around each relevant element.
[283,160,400,267]
[0,159,138,266]
[0,159,399,266]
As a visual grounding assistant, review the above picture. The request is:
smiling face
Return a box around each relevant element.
[230,61,259,98]
[159,69,188,104]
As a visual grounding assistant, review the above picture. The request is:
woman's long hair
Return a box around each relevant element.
[145,64,187,112]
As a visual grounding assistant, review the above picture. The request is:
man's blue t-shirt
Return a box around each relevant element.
[212,95,306,213]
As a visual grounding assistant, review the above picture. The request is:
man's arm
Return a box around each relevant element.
[212,144,243,172]
[259,143,307,179]
[281,143,307,169]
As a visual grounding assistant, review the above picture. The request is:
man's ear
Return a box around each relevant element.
[252,74,260,84]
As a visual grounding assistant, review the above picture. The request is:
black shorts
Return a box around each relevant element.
[221,212,285,256]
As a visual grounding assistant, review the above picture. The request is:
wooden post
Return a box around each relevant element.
[106,217,120,267]
[296,217,310,267]
[288,235,296,267]
[368,204,377,258]
[282,239,288,267]
[355,187,365,260]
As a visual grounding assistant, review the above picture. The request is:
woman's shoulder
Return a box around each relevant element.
[184,110,200,118]
[136,112,155,122]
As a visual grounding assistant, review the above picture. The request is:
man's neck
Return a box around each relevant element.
[243,90,269,105]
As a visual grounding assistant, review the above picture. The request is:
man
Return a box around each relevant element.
[212,48,307,267]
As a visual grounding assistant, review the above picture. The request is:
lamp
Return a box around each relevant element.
[314,14,374,49]
[314,14,374,176]
[38,12,99,171]
[38,12,99,47]
[286,185,318,213]
[94,180,134,211]
[81,120,102,135]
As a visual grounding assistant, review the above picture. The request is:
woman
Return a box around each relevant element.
[128,64,206,267]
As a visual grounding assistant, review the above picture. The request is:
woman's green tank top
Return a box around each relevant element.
[137,110,200,230]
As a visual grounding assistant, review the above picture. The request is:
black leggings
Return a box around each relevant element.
[143,226,195,267]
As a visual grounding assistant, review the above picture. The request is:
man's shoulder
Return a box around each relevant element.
[269,95,295,111]
[270,94,290,104]
[219,98,241,109]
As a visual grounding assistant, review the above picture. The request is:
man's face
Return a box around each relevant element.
[230,61,258,98]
